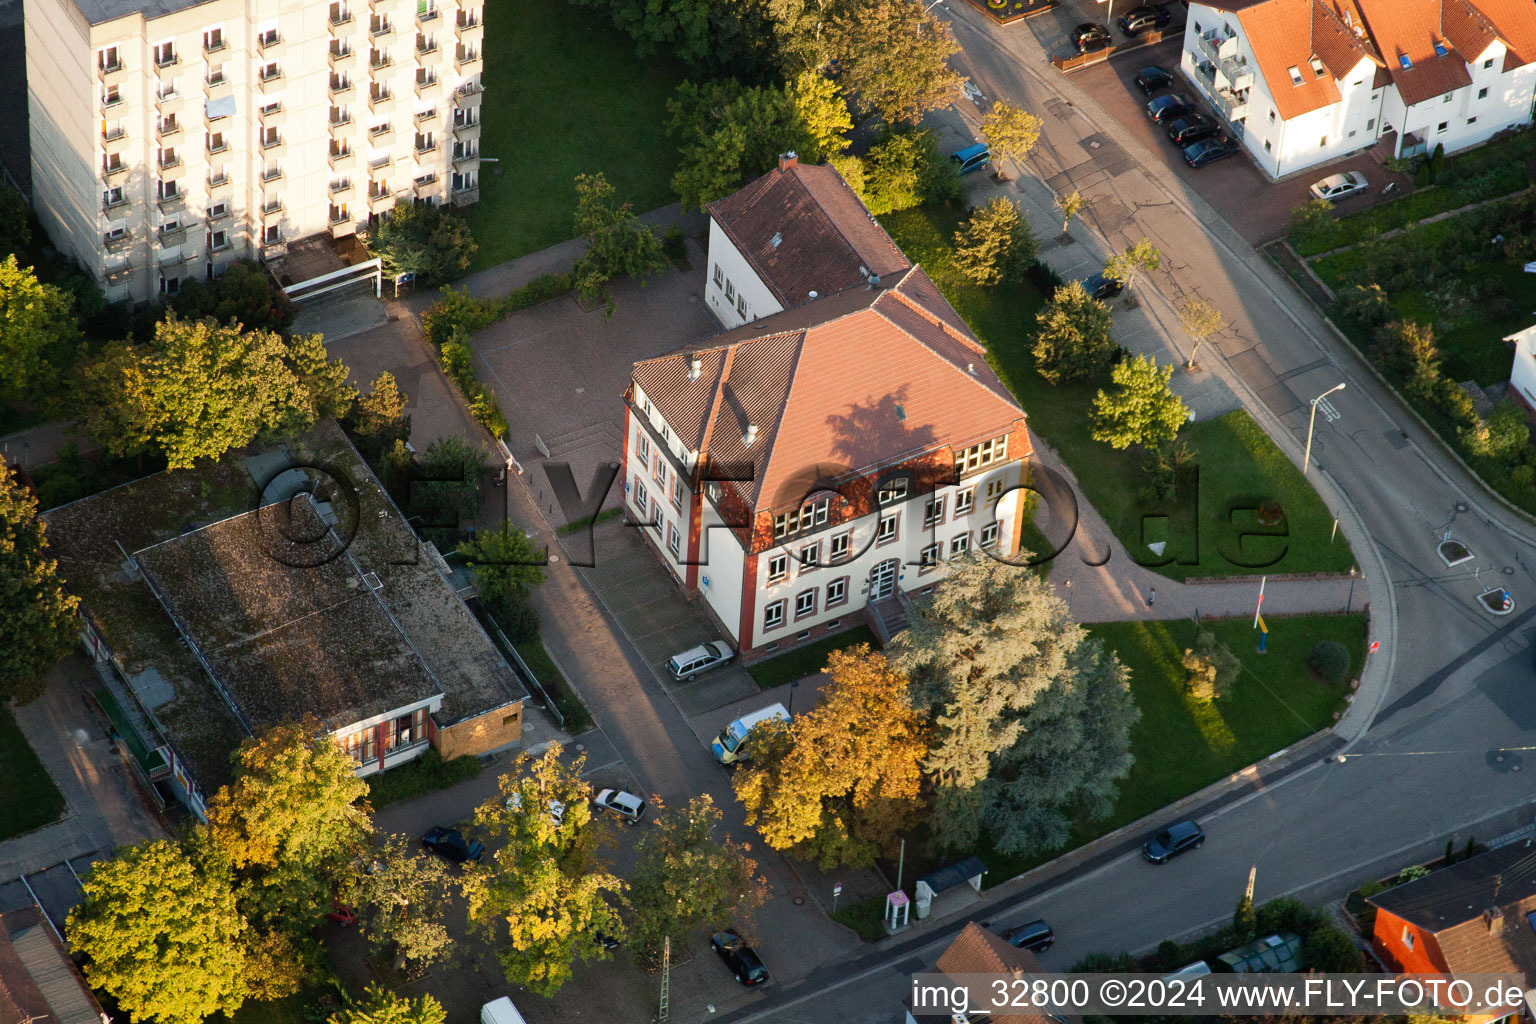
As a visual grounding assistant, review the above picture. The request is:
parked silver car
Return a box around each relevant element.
[1308,171,1368,202]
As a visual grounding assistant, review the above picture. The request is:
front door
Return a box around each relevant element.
[869,559,898,601]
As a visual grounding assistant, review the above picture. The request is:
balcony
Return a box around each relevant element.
[156,119,182,140]
[206,138,229,155]
[455,49,481,71]
[415,106,438,125]
[368,152,393,171]
[368,122,393,141]
[102,160,128,180]
[258,68,284,91]
[451,186,478,207]
[260,134,284,153]
[261,198,283,216]
[261,166,284,183]
[1217,53,1255,91]
[105,260,134,283]
[412,173,437,196]
[330,45,355,68]
[154,52,180,70]
[257,31,282,52]
[154,88,183,115]
[103,230,132,252]
[370,21,395,39]
[157,246,186,268]
[417,4,439,22]
[370,52,394,70]
[330,178,354,194]
[330,110,354,130]
[207,171,231,191]
[415,36,438,56]
[330,76,354,97]
[1214,87,1249,121]
[1193,59,1215,91]
[205,73,232,100]
[330,8,352,26]
[207,237,232,256]
[414,138,437,154]
[367,189,395,213]
[414,75,440,98]
[97,60,124,83]
[206,205,231,223]
[451,150,478,170]
[158,153,183,172]
[454,80,483,100]
[156,192,185,214]
[203,37,227,55]
[157,224,186,245]
[101,91,123,112]
[101,127,128,154]
[103,196,130,219]
[329,147,354,169]
[368,90,396,114]
[452,118,479,140]
[454,11,481,37]
[1194,29,1234,66]
[329,217,357,239]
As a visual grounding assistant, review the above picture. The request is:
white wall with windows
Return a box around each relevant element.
[332,695,442,777]
[703,218,783,328]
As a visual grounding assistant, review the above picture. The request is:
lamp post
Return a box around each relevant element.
[1099,0,1114,28]
[788,678,800,717]
[1303,382,1346,475]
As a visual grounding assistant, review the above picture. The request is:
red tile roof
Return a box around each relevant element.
[931,923,1057,1024]
[1464,0,1536,70]
[632,266,1027,513]
[706,159,910,308]
[1205,0,1383,119]
[1354,0,1473,105]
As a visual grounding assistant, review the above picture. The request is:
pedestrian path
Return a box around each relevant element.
[0,420,83,472]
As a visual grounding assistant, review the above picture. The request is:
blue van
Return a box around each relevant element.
[950,143,991,175]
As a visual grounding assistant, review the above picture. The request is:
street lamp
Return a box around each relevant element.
[788,678,801,717]
[1303,382,1346,475]
[1098,0,1115,28]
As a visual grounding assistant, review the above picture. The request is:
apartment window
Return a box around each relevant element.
[956,436,1007,474]
[260,99,281,116]
[1442,93,1453,104]
[159,275,181,295]
[331,105,351,125]
[950,532,971,557]
[258,27,279,47]
[632,477,649,515]
[103,186,125,207]
[826,576,848,607]
[207,228,228,251]
[667,522,681,559]
[724,278,735,303]
[1478,87,1488,100]
[661,423,670,443]
[207,64,225,86]
[206,130,226,153]
[764,600,786,631]
[262,224,281,245]
[1366,118,1375,131]
[98,46,120,72]
[980,521,1000,548]
[202,27,224,52]
[768,553,789,583]
[331,1,351,22]
[737,294,747,319]
[985,479,1005,504]
[153,41,176,67]
[773,497,830,539]
[370,120,391,137]
[261,125,280,148]
[1348,130,1356,139]
[1268,109,1275,123]
[1264,139,1273,152]
[636,434,651,464]
[104,226,127,243]
[876,514,898,544]
[798,542,818,569]
[924,496,945,526]
[670,477,683,510]
[418,0,438,16]
[1484,58,1494,70]
[877,478,909,505]
[102,84,121,107]
[794,589,817,619]
[158,112,180,134]
[259,61,280,82]
[158,179,180,201]
[1437,121,1449,133]
[1319,136,1327,147]
[713,263,723,287]
[157,147,179,168]
[829,531,851,561]
[1309,57,1325,78]
[1468,116,1478,125]
[208,201,229,219]
[159,218,182,238]
[102,118,125,141]
[651,452,666,486]
[955,489,974,516]
[417,33,437,54]
[919,543,940,569]
[640,396,652,416]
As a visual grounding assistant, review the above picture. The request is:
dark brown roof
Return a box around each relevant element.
[706,160,910,307]
[633,267,1027,513]
[0,909,106,1024]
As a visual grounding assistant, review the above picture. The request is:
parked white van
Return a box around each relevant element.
[481,998,528,1024]
[711,702,789,765]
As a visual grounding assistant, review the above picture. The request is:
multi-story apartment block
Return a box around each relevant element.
[24,0,483,305]
[624,156,1034,661]
[1183,0,1536,179]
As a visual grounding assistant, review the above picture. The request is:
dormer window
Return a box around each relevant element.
[1399,53,1413,71]
[1288,65,1304,85]
[1433,39,1448,57]
[1309,57,1325,78]
[774,497,831,539]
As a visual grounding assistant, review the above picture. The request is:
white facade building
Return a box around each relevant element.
[1183,0,1536,179]
[1507,323,1536,418]
[24,0,484,305]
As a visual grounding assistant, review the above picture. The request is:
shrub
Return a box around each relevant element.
[1183,629,1241,701]
[662,224,688,264]
[1333,284,1394,332]
[1290,198,1341,252]
[1398,863,1430,884]
[1032,280,1115,385]
[952,198,1037,287]
[1460,400,1529,461]
[363,201,477,287]
[1303,925,1362,972]
[1307,641,1351,683]
[1256,897,1322,938]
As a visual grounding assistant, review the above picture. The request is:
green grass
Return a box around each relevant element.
[830,893,888,940]
[366,749,483,807]
[746,625,880,690]
[0,705,65,839]
[462,0,686,269]
[967,613,1365,885]
[557,506,624,535]
[881,205,1355,580]
[516,639,595,733]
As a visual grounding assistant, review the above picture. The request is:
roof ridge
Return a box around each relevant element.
[791,163,901,275]
[865,304,1021,418]
[885,267,988,356]
[695,345,738,474]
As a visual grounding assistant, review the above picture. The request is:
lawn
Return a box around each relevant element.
[461,0,687,269]
[881,205,1356,580]
[746,625,881,690]
[0,705,65,839]
[366,749,482,807]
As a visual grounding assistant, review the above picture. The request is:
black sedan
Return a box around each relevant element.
[1134,65,1173,95]
[1147,92,1196,124]
[1143,820,1204,863]
[1073,23,1112,53]
[1182,136,1240,167]
[421,826,484,863]
[1117,4,1172,36]
[711,929,769,985]
[1081,273,1124,301]
[1165,113,1220,146]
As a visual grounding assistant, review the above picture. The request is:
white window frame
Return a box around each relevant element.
[798,541,818,569]
[764,600,786,631]
[919,543,940,569]
[876,514,898,544]
[878,478,909,506]
[794,589,817,619]
[632,477,649,516]
[985,479,1005,504]
[924,496,945,526]
[980,522,1000,548]
[767,553,788,583]
[636,434,651,464]
[950,533,971,557]
[957,436,1008,475]
[827,576,848,607]
[667,522,681,559]
[829,531,851,561]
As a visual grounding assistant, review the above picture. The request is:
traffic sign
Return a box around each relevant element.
[1369,641,1380,653]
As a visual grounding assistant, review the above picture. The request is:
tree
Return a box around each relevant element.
[1055,190,1087,236]
[205,719,373,932]
[412,435,487,525]
[1233,891,1256,942]
[887,556,1137,855]
[979,101,1043,171]
[85,316,354,469]
[667,80,816,211]
[859,129,955,215]
[952,198,1037,287]
[0,458,79,702]
[1182,629,1240,701]
[362,201,477,286]
[350,371,412,456]
[569,0,773,72]
[1091,354,1191,451]
[733,645,927,867]
[464,743,626,997]
[457,521,546,621]
[1102,238,1162,297]
[572,173,667,317]
[0,183,29,259]
[171,261,295,334]
[1176,295,1227,370]
[328,985,446,1024]
[790,71,853,159]
[1302,924,1362,972]
[629,794,765,964]
[823,0,963,125]
[1461,399,1529,461]
[68,841,249,1024]
[348,835,456,971]
[0,255,77,402]
[1289,197,1338,249]
[1031,280,1116,385]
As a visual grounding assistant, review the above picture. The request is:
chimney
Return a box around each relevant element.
[867,271,881,290]
[688,355,702,381]
[743,423,758,447]
[1485,906,1505,935]
[967,362,977,375]
[778,151,798,171]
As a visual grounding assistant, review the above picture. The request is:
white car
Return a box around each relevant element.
[1308,171,1368,202]
[592,788,647,825]
[667,641,735,681]
[506,792,565,824]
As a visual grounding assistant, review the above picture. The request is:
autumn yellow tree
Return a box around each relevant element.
[733,645,927,869]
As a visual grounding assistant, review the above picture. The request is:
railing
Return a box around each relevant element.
[1214,87,1248,121]
[330,178,353,193]
[157,121,182,139]
[206,205,231,222]
[1194,29,1227,66]
[203,38,226,54]
[1218,53,1254,90]
[370,21,394,38]
[102,125,125,141]
[330,10,352,26]
[207,139,228,154]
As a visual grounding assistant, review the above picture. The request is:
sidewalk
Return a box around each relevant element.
[0,420,85,472]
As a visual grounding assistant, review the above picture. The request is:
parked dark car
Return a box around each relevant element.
[1134,65,1173,95]
[1182,135,1240,167]
[1001,919,1055,952]
[1165,113,1219,146]
[593,931,621,951]
[1117,4,1172,36]
[421,826,484,863]
[1146,92,1196,124]
[950,142,991,175]
[711,929,769,985]
[1073,23,1112,53]
[1143,820,1204,863]
[1081,273,1124,301]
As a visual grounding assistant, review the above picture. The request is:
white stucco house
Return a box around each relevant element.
[1183,0,1536,179]
[1507,323,1536,419]
[623,156,1035,660]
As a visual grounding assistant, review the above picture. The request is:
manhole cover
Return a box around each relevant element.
[793,896,806,906]
[1505,566,1515,575]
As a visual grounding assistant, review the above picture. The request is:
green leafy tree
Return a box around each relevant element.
[0,458,79,702]
[1333,283,1394,333]
[412,435,487,525]
[362,201,477,286]
[734,646,927,868]
[1055,190,1087,236]
[667,79,817,211]
[1176,295,1227,369]
[0,255,78,402]
[952,198,1037,287]
[171,261,295,334]
[328,985,446,1024]
[350,371,411,456]
[1031,280,1115,385]
[1183,630,1240,701]
[1091,354,1190,451]
[1103,238,1161,295]
[861,130,930,215]
[824,0,962,125]
[458,521,546,621]
[979,101,1043,169]
[629,794,765,965]
[68,841,249,1024]
[572,173,667,317]
[1461,399,1529,461]
[85,316,354,469]
[830,152,867,196]
[0,183,30,259]
[465,743,626,997]
[1302,924,1362,972]
[1289,197,1339,250]
[790,71,853,159]
[765,0,848,71]
[348,835,456,971]
[887,555,1138,855]
[569,0,772,71]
